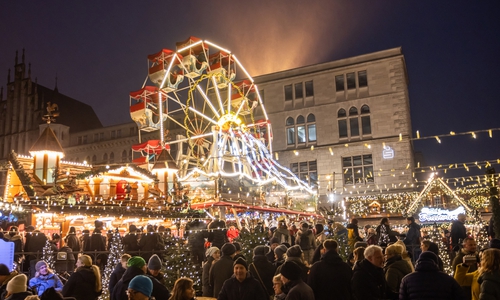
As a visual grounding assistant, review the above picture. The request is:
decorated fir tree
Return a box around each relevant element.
[427,223,452,274]
[234,229,268,263]
[99,230,124,300]
[42,239,55,270]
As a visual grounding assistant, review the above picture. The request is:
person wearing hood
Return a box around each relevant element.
[218,257,268,300]
[28,261,64,296]
[308,239,352,300]
[273,221,292,245]
[275,245,309,282]
[384,244,412,299]
[249,245,276,297]
[477,248,500,300]
[62,255,102,300]
[202,247,220,297]
[273,245,287,268]
[399,251,465,300]
[280,261,314,300]
[346,219,363,252]
[108,254,131,294]
[3,274,32,300]
[294,223,316,264]
[209,243,236,298]
[351,245,387,300]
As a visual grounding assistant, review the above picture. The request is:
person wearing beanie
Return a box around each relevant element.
[202,247,220,297]
[5,274,32,300]
[209,243,236,297]
[127,275,153,300]
[62,254,102,300]
[147,254,165,285]
[232,242,245,261]
[275,245,309,282]
[109,254,131,294]
[249,245,276,297]
[273,245,288,268]
[218,257,268,300]
[138,224,162,262]
[123,224,140,252]
[280,261,314,300]
[28,260,63,296]
[0,263,18,298]
[266,237,281,263]
[112,256,170,300]
[294,223,316,264]
[400,251,466,300]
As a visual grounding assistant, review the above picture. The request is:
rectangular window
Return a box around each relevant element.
[294,83,303,99]
[338,120,348,138]
[284,85,293,101]
[291,160,318,188]
[117,129,121,138]
[305,81,314,97]
[307,124,316,142]
[358,70,367,87]
[342,154,373,185]
[286,127,295,145]
[100,132,104,140]
[361,116,371,135]
[77,136,82,145]
[347,72,356,90]
[82,135,87,144]
[297,125,306,143]
[94,133,99,142]
[111,130,116,139]
[335,75,344,92]
[350,118,359,137]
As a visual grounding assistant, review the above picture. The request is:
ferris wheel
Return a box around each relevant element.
[130,37,313,194]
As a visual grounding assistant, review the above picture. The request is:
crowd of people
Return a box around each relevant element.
[0,214,499,300]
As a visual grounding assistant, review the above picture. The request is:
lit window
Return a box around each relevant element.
[286,117,295,145]
[291,160,318,188]
[286,114,316,146]
[342,154,373,185]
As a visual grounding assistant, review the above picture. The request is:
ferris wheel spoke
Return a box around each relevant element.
[211,77,225,115]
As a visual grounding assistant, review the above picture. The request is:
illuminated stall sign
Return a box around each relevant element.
[418,206,465,222]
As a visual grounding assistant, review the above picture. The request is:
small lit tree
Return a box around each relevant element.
[100,230,123,300]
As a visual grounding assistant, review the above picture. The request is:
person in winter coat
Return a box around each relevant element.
[108,254,131,294]
[351,245,387,300]
[208,219,228,249]
[308,239,352,300]
[64,227,81,261]
[294,223,316,264]
[273,245,287,268]
[280,261,315,300]
[376,218,398,247]
[218,258,269,300]
[267,237,280,263]
[383,244,412,298]
[24,228,47,274]
[209,243,236,298]
[249,245,276,297]
[451,213,467,252]
[403,217,421,261]
[226,226,239,242]
[28,261,63,296]
[169,277,195,300]
[421,240,444,271]
[185,219,208,265]
[81,229,91,253]
[202,247,220,297]
[275,245,309,282]
[394,241,415,272]
[272,274,286,300]
[147,254,166,286]
[122,225,140,253]
[314,224,327,247]
[477,248,500,300]
[452,237,479,276]
[273,221,292,245]
[5,227,23,263]
[365,228,378,246]
[347,219,363,252]
[139,225,161,262]
[0,264,19,298]
[3,274,32,300]
[62,254,102,300]
[399,251,465,300]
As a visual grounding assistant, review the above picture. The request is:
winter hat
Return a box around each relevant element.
[127,256,146,269]
[221,243,236,256]
[270,237,280,245]
[417,251,439,266]
[0,263,10,275]
[35,260,48,272]
[490,238,500,249]
[7,274,27,293]
[253,245,267,256]
[286,245,303,258]
[148,254,162,270]
[40,287,64,300]
[280,261,301,280]
[206,247,220,258]
[274,245,288,259]
[233,257,248,270]
[233,242,242,252]
[128,275,153,297]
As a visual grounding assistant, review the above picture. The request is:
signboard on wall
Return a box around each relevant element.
[0,239,14,271]
[418,206,465,222]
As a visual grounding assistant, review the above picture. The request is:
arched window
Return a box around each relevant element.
[286,117,295,126]
[361,105,371,135]
[109,152,115,163]
[103,153,108,164]
[296,115,305,124]
[307,114,316,142]
[286,114,317,146]
[129,149,133,161]
[338,108,346,118]
[348,107,359,137]
[286,117,295,145]
[349,107,358,116]
[122,150,128,162]
[296,115,306,143]
[338,108,348,138]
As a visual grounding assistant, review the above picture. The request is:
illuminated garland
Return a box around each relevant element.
[8,150,35,196]
[75,164,156,180]
[100,230,124,300]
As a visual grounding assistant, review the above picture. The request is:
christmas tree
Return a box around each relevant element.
[234,229,269,263]
[427,223,452,274]
[99,230,124,300]
[42,240,55,270]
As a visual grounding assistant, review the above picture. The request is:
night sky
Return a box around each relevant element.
[1,1,499,180]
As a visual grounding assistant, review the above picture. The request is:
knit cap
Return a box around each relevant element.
[274,245,288,258]
[417,251,439,266]
[128,275,153,297]
[206,247,220,257]
[221,243,236,256]
[253,245,267,256]
[127,256,146,269]
[286,245,303,258]
[35,260,48,272]
[147,254,162,270]
[7,274,27,294]
[233,242,242,251]
[280,261,301,280]
[233,257,248,270]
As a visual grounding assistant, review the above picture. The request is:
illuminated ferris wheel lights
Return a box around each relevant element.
[203,40,231,54]
[176,40,203,53]
[232,55,254,83]
[195,85,220,118]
